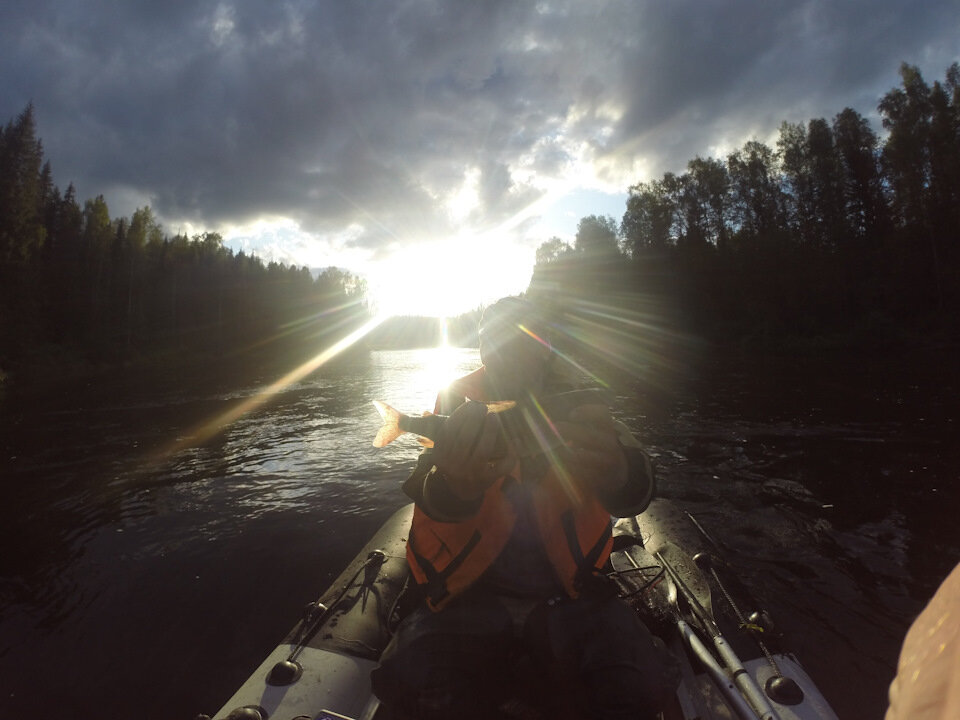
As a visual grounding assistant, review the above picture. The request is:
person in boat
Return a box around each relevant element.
[372,296,679,720]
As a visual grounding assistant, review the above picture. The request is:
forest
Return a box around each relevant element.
[2,62,959,387]
[530,63,960,356]
[0,106,368,385]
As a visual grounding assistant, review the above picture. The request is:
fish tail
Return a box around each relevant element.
[372,400,404,447]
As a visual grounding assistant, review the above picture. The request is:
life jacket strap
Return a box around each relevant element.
[561,510,613,591]
[409,525,483,606]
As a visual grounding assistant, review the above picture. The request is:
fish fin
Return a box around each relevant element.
[486,400,517,413]
[372,400,404,447]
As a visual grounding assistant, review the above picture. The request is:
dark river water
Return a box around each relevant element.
[1,345,957,719]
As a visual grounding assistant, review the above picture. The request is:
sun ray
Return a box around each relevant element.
[149,313,389,463]
[520,392,583,507]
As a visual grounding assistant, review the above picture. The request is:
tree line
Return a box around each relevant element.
[529,63,960,349]
[3,61,958,385]
[0,104,368,382]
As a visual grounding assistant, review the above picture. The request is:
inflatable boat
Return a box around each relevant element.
[200,499,839,719]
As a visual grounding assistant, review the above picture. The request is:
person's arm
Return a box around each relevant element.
[402,450,484,521]
[604,420,656,516]
[554,406,655,517]
[401,400,514,522]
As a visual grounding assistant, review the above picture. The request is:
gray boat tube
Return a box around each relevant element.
[206,504,413,720]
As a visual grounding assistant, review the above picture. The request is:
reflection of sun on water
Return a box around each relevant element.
[367,316,482,423]
[410,336,470,405]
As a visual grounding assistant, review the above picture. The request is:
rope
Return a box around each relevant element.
[608,565,666,599]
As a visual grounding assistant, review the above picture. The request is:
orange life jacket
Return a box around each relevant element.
[406,368,615,611]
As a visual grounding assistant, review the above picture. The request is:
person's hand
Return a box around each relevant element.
[554,404,628,494]
[433,401,515,501]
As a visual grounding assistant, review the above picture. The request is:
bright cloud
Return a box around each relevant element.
[1,0,957,314]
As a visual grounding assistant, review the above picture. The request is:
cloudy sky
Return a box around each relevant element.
[2,1,957,315]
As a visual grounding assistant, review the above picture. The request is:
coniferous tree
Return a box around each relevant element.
[0,104,46,264]
[832,108,887,241]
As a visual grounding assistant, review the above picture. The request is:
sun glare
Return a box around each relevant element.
[152,313,388,461]
[368,235,534,318]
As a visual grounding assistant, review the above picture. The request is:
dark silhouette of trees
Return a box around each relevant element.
[4,60,958,382]
[0,107,368,382]
[535,237,574,265]
[685,157,732,252]
[879,64,960,314]
[574,215,621,257]
[832,108,888,242]
[0,104,46,264]
[621,179,674,254]
[531,62,960,348]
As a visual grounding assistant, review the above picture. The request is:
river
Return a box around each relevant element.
[0,345,957,719]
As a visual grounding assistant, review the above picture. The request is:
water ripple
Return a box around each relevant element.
[2,347,957,720]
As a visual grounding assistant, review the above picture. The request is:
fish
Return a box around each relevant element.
[372,399,516,448]
[371,388,611,456]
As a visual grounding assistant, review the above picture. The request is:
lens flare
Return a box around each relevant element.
[151,313,388,463]
[521,391,584,507]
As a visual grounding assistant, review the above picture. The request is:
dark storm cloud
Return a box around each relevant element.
[596,0,959,174]
[1,0,956,249]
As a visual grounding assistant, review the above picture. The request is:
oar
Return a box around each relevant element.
[685,512,805,705]
[618,545,760,720]
[656,550,782,720]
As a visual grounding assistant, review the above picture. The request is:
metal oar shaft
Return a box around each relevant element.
[686,514,787,681]
[654,551,718,633]
[706,563,784,677]
[617,546,761,719]
[712,635,780,720]
[675,618,764,720]
[656,551,781,720]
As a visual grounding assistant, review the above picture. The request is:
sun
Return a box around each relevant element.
[368,235,535,318]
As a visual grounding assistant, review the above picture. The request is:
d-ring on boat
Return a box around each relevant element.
[200,499,839,720]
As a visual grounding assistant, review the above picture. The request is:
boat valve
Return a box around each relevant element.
[267,658,303,686]
[766,675,804,705]
[225,706,267,720]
